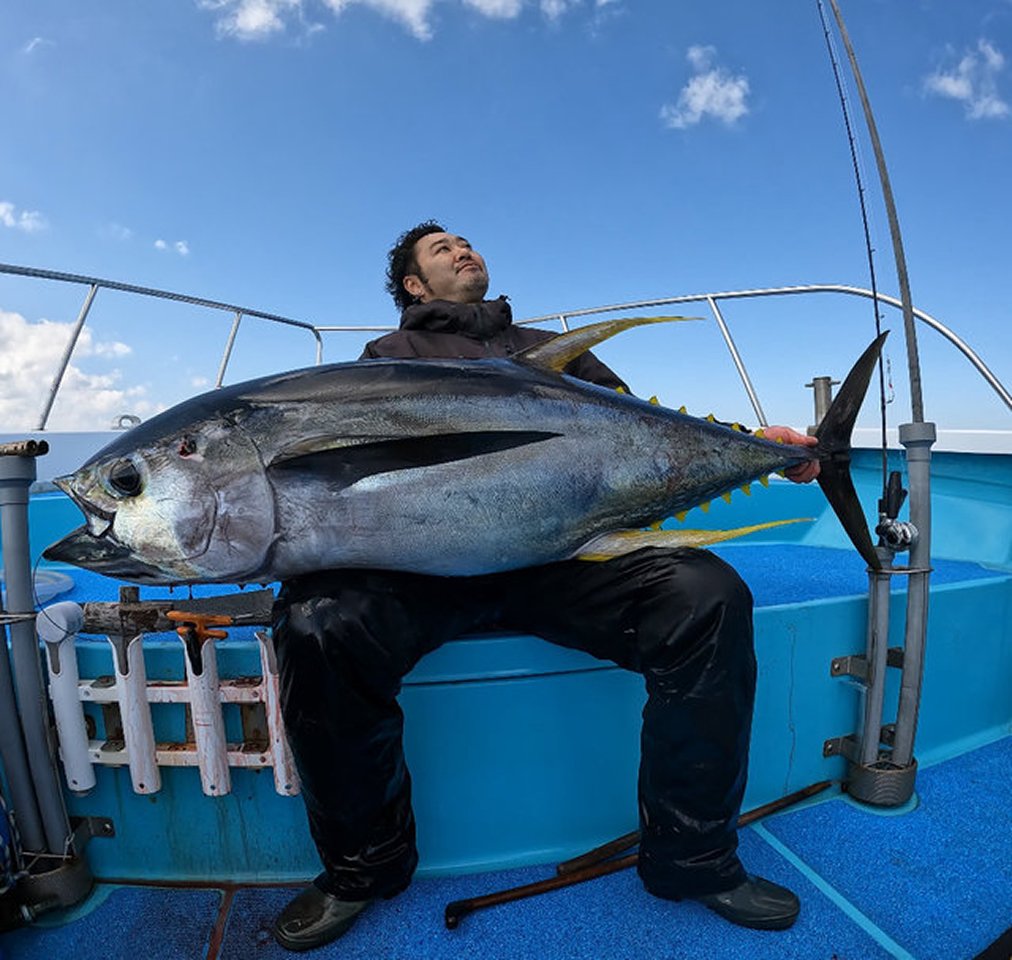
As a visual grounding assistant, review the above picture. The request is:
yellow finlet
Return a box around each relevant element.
[700,500,711,513]
[678,405,687,415]
[741,483,752,496]
[754,428,765,439]
[576,519,814,561]
[675,510,688,523]
[615,386,627,394]
[759,475,770,488]
[649,520,663,531]
[776,469,787,478]
[706,413,716,422]
[721,492,733,504]
[731,422,742,431]
[649,395,660,405]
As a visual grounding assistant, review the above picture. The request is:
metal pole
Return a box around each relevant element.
[34,284,98,431]
[215,312,243,388]
[891,421,936,766]
[0,452,72,853]
[859,549,894,766]
[706,296,768,426]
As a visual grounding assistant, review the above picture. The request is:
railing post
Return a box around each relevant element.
[35,284,99,431]
[215,311,243,388]
[705,296,768,426]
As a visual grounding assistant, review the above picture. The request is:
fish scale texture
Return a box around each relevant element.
[763,736,1012,960]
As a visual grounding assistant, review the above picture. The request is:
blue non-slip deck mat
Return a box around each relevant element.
[0,884,221,960]
[710,544,1007,607]
[43,544,1006,612]
[762,736,1012,960]
[219,830,893,960]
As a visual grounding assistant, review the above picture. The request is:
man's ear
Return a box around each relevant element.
[403,274,425,301]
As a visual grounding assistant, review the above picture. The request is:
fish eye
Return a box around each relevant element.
[106,459,143,497]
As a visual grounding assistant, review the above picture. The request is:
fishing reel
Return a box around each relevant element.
[875,470,918,552]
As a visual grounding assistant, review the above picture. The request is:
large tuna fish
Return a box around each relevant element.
[44,318,886,585]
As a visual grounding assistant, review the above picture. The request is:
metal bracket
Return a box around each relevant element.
[823,734,859,762]
[70,816,116,852]
[830,655,867,681]
[830,647,905,680]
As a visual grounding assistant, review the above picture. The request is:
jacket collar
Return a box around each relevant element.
[399,296,512,340]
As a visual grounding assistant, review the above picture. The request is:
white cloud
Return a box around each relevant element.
[155,239,190,255]
[200,0,601,42]
[539,0,576,21]
[23,37,54,54]
[103,223,134,242]
[660,45,750,130]
[465,0,523,18]
[924,39,1009,120]
[0,201,48,234]
[198,0,301,40]
[0,309,157,431]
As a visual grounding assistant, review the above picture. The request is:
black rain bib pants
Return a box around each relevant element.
[273,547,755,902]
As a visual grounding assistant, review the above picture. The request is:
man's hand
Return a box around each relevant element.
[763,426,820,484]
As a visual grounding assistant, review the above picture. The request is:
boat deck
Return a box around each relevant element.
[3,735,1009,960]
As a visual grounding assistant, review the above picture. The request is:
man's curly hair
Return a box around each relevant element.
[385,220,446,312]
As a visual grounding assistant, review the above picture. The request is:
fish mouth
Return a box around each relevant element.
[53,474,115,536]
[43,526,175,585]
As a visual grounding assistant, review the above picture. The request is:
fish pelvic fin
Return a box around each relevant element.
[513,315,700,373]
[814,331,889,570]
[575,519,811,561]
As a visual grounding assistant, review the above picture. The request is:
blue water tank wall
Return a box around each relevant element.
[11,447,1012,882]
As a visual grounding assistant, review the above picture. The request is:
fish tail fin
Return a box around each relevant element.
[814,331,889,569]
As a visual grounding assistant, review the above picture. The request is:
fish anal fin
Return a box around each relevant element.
[576,519,812,561]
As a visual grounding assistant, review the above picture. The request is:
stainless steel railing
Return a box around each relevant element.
[2,263,1009,431]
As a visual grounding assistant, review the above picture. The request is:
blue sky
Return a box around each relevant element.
[1,0,1010,438]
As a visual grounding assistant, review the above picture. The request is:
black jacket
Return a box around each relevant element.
[360,296,629,392]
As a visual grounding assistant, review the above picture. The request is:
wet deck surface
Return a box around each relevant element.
[3,736,1009,960]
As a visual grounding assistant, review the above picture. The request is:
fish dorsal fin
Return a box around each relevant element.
[513,315,700,373]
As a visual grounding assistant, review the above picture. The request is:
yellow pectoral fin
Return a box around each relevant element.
[575,519,812,561]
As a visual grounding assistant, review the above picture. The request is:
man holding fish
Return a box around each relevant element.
[271,222,817,950]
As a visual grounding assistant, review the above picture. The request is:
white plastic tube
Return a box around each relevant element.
[256,631,299,796]
[110,633,161,795]
[39,602,95,794]
[181,635,230,797]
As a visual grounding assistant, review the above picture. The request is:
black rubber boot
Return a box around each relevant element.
[273,881,372,952]
[692,874,800,930]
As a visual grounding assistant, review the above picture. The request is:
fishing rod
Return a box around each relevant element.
[818,0,936,806]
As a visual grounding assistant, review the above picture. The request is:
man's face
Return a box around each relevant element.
[403,232,489,305]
